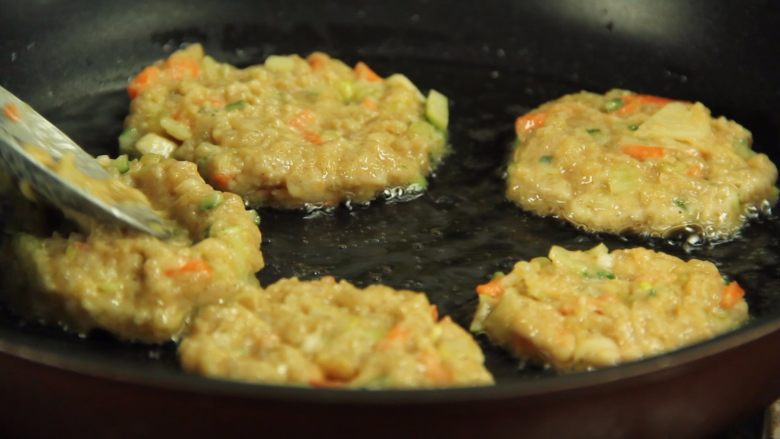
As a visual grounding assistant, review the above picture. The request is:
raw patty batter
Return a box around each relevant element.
[0,155,264,342]
[122,44,448,208]
[179,277,493,389]
[470,244,748,370]
[506,89,778,239]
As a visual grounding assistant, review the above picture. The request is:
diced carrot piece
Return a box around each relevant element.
[361,97,378,111]
[430,304,438,321]
[289,109,317,131]
[302,130,324,145]
[164,259,213,277]
[476,279,504,298]
[3,103,21,122]
[307,53,329,70]
[128,66,161,99]
[419,351,453,384]
[289,110,323,144]
[622,144,666,160]
[211,172,233,189]
[354,61,382,82]
[164,56,201,80]
[616,94,675,115]
[376,324,408,351]
[720,281,745,309]
[515,113,547,137]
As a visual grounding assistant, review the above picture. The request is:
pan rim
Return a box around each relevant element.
[1,315,778,404]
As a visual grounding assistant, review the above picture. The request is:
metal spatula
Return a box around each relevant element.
[0,85,174,239]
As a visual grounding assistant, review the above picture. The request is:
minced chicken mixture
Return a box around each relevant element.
[179,277,493,389]
[506,89,778,239]
[0,155,264,342]
[122,44,448,208]
[470,244,749,371]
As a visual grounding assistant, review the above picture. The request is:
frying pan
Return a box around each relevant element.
[1,0,780,437]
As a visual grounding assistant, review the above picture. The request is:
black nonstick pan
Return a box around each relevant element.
[1,1,780,437]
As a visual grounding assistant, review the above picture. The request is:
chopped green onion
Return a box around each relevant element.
[586,128,601,135]
[673,198,687,210]
[408,174,428,190]
[336,80,354,101]
[113,155,130,174]
[199,193,223,210]
[491,271,505,280]
[627,123,640,131]
[539,155,554,164]
[118,127,140,154]
[225,100,245,111]
[425,89,449,130]
[604,98,623,113]
[595,270,616,280]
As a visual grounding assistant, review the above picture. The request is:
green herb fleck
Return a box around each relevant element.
[225,100,246,111]
[539,155,554,164]
[647,289,657,298]
[199,193,223,210]
[586,128,601,135]
[627,123,640,131]
[491,271,505,280]
[583,270,616,279]
[595,270,616,280]
[604,98,624,113]
[673,198,687,210]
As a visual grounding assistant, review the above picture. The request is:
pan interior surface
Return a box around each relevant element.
[1,0,780,393]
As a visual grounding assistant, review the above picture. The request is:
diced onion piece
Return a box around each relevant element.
[135,133,177,158]
[265,55,295,72]
[635,102,712,146]
[160,117,192,141]
[608,163,641,194]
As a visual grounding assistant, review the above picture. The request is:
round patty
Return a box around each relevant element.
[179,277,493,389]
[0,155,264,342]
[123,44,448,208]
[470,244,749,371]
[506,89,778,239]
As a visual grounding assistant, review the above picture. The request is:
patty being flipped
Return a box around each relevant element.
[470,244,748,371]
[506,89,778,239]
[0,154,264,342]
[122,44,448,209]
[179,277,494,389]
